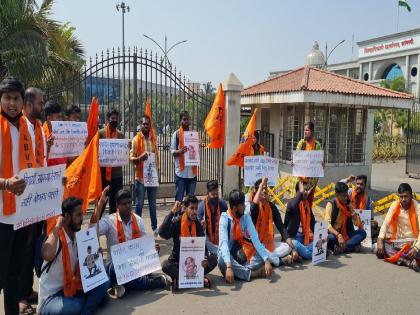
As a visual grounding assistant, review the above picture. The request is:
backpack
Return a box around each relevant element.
[34,224,62,278]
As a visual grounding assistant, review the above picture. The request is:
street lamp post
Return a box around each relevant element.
[143,34,187,67]
[116,2,130,130]
[325,39,345,69]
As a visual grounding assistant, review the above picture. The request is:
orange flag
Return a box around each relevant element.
[64,132,102,213]
[204,83,225,148]
[86,97,99,144]
[145,97,156,143]
[226,108,258,167]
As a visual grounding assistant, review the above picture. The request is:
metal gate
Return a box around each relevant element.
[43,47,224,190]
[407,99,420,177]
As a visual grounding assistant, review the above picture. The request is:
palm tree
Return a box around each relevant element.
[0,0,84,86]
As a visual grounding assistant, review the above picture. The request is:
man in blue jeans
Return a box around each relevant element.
[284,180,316,260]
[325,182,367,255]
[131,115,159,235]
[170,111,198,201]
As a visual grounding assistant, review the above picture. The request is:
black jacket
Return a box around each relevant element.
[250,201,289,241]
[330,199,355,234]
[284,192,316,238]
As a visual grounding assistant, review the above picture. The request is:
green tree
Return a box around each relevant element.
[0,0,84,86]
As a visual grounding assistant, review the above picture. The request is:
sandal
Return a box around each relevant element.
[19,302,35,315]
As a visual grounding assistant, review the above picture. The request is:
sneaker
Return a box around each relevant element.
[280,255,294,266]
[250,266,266,279]
[149,275,168,290]
[409,260,420,272]
[332,245,340,256]
[354,244,361,253]
[107,284,125,299]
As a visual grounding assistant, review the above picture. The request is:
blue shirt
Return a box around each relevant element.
[218,211,269,264]
[170,129,196,178]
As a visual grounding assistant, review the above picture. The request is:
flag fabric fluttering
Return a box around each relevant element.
[399,0,411,12]
[226,108,258,167]
[86,97,99,144]
[204,83,225,149]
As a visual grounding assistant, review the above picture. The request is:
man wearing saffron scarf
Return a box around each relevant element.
[131,115,159,235]
[0,77,33,315]
[43,101,66,167]
[325,182,366,255]
[38,197,109,315]
[218,190,274,283]
[284,181,316,260]
[377,183,420,272]
[170,111,198,201]
[197,180,228,255]
[90,188,167,299]
[158,196,217,290]
[98,109,125,214]
[251,177,298,265]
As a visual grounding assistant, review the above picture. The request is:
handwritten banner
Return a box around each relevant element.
[355,209,372,248]
[184,131,200,166]
[0,165,65,230]
[50,121,88,158]
[110,235,161,285]
[76,228,108,293]
[179,237,205,289]
[244,156,279,187]
[99,139,130,167]
[312,220,328,265]
[143,153,159,187]
[292,150,324,178]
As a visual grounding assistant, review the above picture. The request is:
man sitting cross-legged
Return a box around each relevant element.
[376,183,420,272]
[90,188,167,299]
[218,190,275,283]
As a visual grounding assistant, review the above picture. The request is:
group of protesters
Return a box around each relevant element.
[0,76,419,315]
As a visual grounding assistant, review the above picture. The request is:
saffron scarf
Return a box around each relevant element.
[135,131,158,180]
[351,190,366,210]
[228,209,255,261]
[105,124,117,181]
[116,212,141,243]
[59,230,82,297]
[299,199,312,245]
[180,212,197,237]
[255,201,274,252]
[205,197,220,245]
[1,115,36,215]
[390,201,419,240]
[335,198,351,241]
[178,127,197,176]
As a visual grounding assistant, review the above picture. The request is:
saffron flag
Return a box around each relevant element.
[86,97,99,144]
[226,108,258,167]
[64,132,102,212]
[145,97,156,143]
[399,0,411,12]
[204,83,225,148]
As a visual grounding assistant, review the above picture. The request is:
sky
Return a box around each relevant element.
[51,0,420,87]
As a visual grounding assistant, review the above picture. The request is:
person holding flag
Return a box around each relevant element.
[131,98,159,236]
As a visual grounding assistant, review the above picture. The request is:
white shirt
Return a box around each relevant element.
[38,230,78,308]
[96,212,147,264]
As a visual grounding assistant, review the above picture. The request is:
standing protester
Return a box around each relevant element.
[130,115,159,235]
[170,111,198,201]
[98,109,125,214]
[252,131,265,156]
[0,77,33,315]
[65,105,81,122]
[43,101,66,166]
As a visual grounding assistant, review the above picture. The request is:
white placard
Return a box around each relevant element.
[76,228,108,293]
[292,150,324,178]
[110,235,161,285]
[354,209,372,248]
[244,156,279,187]
[143,153,159,187]
[312,220,328,265]
[99,139,130,167]
[50,121,88,158]
[183,131,200,166]
[0,165,65,229]
[179,237,205,289]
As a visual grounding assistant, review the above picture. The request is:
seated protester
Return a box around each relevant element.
[218,190,275,283]
[197,180,228,255]
[38,197,109,315]
[90,188,167,299]
[158,196,217,290]
[377,183,420,272]
[284,181,316,260]
[250,177,298,265]
[325,182,367,255]
[341,174,379,243]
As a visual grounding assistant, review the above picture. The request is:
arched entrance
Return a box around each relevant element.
[381,63,404,80]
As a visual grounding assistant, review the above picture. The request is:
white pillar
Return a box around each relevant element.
[222,73,243,197]
[365,108,375,188]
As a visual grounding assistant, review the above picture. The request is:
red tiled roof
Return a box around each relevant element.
[242,66,413,99]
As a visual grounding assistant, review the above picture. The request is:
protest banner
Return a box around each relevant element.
[76,227,108,293]
[312,220,328,265]
[99,139,130,167]
[355,209,372,248]
[244,156,279,187]
[184,131,200,166]
[292,150,324,178]
[110,235,161,285]
[0,165,65,229]
[143,152,159,187]
[179,237,205,289]
[50,121,88,158]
